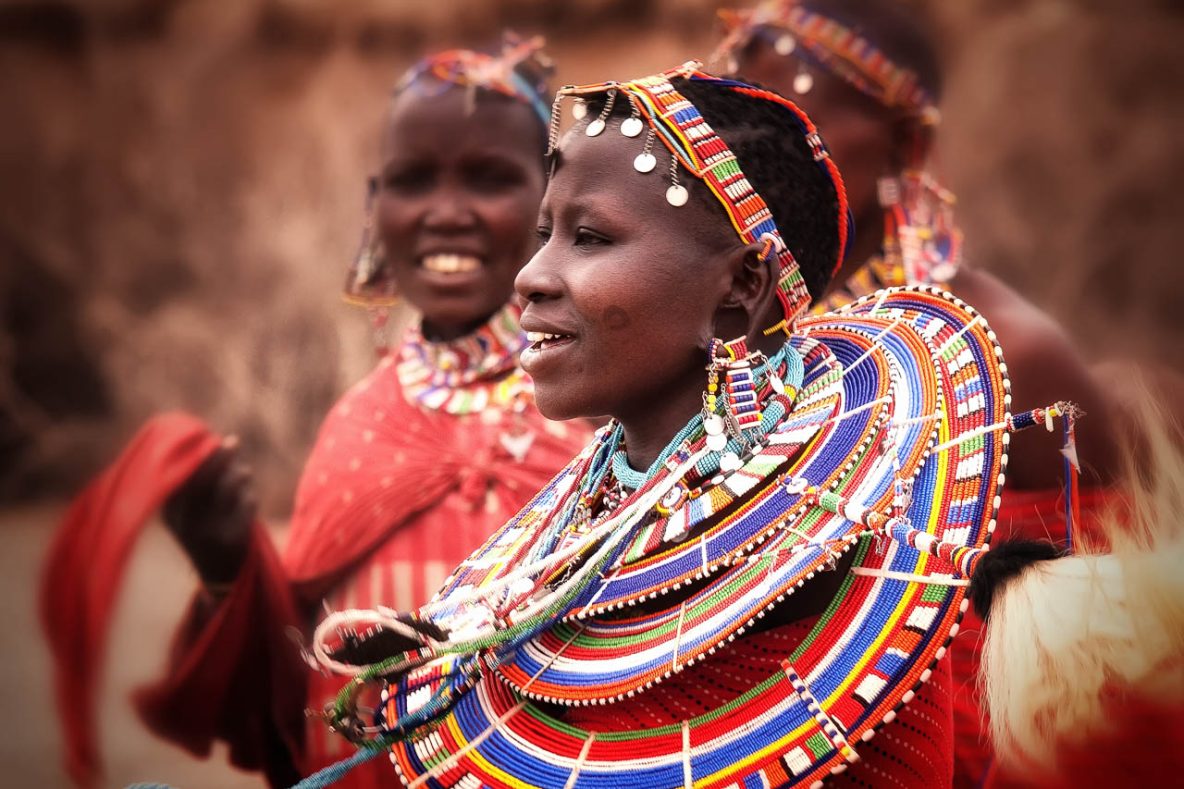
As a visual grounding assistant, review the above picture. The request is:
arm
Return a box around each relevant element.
[950,269,1119,489]
[142,440,308,786]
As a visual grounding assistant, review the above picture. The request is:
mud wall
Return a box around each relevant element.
[2,0,1180,511]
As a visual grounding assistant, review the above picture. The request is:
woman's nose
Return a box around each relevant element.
[515,244,562,305]
[421,186,478,232]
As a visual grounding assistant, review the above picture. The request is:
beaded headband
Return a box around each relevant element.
[715,0,938,120]
[547,62,850,325]
[395,33,553,127]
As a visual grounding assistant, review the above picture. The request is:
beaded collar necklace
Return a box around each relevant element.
[307,287,1082,789]
[395,303,532,415]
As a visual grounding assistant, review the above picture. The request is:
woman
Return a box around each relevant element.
[715,0,1118,495]
[714,2,1121,781]
[41,40,588,788]
[302,64,1077,788]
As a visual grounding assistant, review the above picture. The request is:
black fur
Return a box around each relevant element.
[968,539,1063,621]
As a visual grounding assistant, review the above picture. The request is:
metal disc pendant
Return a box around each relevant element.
[585,118,606,137]
[769,373,786,395]
[666,184,689,207]
[571,99,588,120]
[720,452,743,473]
[634,152,657,173]
[706,433,727,452]
[621,116,644,137]
[775,34,797,56]
[793,71,814,95]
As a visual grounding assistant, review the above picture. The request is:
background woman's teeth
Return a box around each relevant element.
[423,254,480,274]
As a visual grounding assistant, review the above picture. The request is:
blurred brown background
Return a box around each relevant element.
[1,0,1181,786]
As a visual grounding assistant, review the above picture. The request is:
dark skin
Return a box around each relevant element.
[518,117,779,473]
[165,87,547,585]
[739,39,1119,488]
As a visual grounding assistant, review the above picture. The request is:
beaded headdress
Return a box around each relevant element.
[343,34,554,311]
[716,1,963,306]
[547,62,850,327]
[714,0,937,119]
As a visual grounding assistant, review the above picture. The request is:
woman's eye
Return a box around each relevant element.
[383,166,433,193]
[466,163,525,193]
[536,227,553,246]
[574,228,609,246]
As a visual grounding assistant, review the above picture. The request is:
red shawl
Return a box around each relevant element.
[41,354,587,787]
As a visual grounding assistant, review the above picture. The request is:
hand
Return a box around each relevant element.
[163,436,257,586]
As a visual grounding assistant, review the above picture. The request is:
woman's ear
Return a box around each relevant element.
[716,240,779,340]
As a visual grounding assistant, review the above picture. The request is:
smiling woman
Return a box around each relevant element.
[372,80,546,339]
[40,37,590,789]
[294,63,1089,789]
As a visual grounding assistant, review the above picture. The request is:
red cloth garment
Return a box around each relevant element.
[39,412,226,787]
[983,690,1184,788]
[949,486,1120,788]
[284,354,585,783]
[42,335,588,787]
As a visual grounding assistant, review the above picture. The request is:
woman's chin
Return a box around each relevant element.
[531,388,598,424]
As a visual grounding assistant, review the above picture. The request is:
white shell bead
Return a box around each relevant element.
[634,152,657,173]
[666,184,689,207]
[775,34,797,55]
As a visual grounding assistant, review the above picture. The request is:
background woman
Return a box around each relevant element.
[714,2,1126,781]
[42,39,588,788]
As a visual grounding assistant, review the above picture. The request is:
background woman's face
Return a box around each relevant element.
[516,116,737,422]
[738,38,897,223]
[377,87,545,337]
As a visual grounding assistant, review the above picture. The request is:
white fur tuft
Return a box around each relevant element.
[981,381,1184,772]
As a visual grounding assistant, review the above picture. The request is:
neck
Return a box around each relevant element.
[421,310,500,343]
[824,203,885,297]
[616,367,709,473]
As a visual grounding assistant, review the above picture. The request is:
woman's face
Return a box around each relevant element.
[376,86,545,338]
[516,116,741,423]
[738,38,896,223]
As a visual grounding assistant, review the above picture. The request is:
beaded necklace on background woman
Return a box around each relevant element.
[41,37,588,789]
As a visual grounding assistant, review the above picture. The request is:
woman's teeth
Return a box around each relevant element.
[421,254,481,274]
[526,332,569,343]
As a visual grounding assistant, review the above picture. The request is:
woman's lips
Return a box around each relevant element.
[521,332,576,373]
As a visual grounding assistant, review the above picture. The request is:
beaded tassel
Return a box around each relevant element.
[721,337,763,431]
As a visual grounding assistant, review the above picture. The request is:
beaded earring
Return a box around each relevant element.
[343,176,400,354]
[702,336,766,460]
